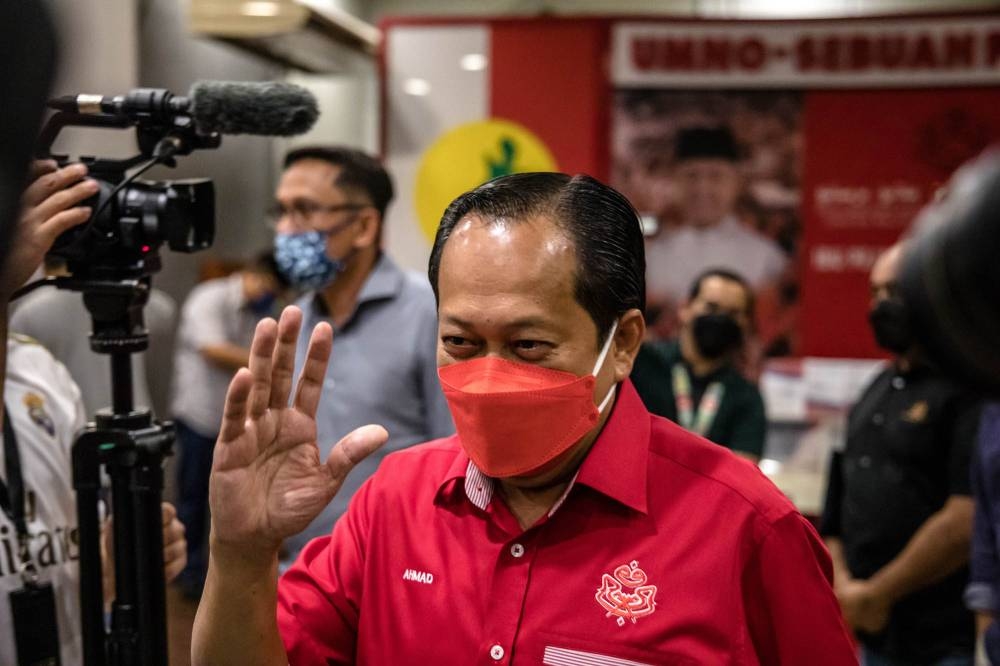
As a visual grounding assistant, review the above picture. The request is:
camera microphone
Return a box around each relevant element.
[188,81,318,136]
[49,80,318,137]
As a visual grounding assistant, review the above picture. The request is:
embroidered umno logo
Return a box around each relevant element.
[595,560,657,627]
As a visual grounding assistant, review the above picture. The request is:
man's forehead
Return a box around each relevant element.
[438,214,579,308]
[279,160,342,193]
[444,214,573,264]
[699,276,747,302]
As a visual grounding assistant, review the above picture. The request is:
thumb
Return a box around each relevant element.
[325,424,389,480]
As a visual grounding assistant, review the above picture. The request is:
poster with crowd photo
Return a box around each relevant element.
[611,15,1000,360]
[612,90,802,357]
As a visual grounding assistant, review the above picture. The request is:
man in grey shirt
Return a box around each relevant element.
[271,146,453,565]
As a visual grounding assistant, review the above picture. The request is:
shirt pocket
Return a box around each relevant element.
[520,630,699,666]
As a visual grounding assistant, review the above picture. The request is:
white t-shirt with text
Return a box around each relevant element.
[0,336,87,665]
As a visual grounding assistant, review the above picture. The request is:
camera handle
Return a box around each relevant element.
[68,278,172,666]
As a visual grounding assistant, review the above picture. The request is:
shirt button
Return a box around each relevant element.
[872,413,885,426]
[490,644,505,660]
[510,543,525,558]
[892,376,906,390]
[859,455,872,468]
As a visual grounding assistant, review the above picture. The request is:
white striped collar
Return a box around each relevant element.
[463,460,580,518]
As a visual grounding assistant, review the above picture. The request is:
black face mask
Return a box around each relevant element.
[868,298,914,354]
[692,313,744,360]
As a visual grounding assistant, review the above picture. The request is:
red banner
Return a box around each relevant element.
[799,87,1000,357]
[613,17,1000,88]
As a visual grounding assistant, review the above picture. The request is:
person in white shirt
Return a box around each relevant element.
[0,160,186,665]
[645,126,788,332]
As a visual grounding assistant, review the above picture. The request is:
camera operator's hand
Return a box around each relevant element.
[161,502,188,581]
[101,502,188,603]
[208,306,388,559]
[0,160,97,300]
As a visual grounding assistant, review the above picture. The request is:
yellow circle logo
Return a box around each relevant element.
[415,119,558,243]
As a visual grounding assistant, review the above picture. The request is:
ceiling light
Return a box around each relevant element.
[402,77,431,96]
[241,1,282,17]
[460,53,488,72]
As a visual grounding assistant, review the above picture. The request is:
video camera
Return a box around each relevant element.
[35,82,315,282]
[23,81,317,666]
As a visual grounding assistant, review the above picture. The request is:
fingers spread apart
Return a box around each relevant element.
[247,317,279,419]
[269,307,304,409]
[293,321,333,419]
[218,367,254,443]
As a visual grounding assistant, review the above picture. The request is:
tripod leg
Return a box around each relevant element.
[73,431,106,666]
[131,454,167,666]
[109,458,139,665]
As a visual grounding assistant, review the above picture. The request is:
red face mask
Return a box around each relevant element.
[438,323,618,478]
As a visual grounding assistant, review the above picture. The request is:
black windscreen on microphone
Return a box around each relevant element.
[189,81,319,137]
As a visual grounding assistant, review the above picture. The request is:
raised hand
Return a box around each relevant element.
[208,306,387,555]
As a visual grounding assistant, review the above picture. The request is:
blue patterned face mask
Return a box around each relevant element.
[274,231,348,291]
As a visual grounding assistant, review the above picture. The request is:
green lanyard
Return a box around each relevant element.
[672,364,725,437]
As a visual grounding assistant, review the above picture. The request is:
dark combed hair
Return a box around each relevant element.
[428,173,645,344]
[283,146,394,219]
[688,267,756,321]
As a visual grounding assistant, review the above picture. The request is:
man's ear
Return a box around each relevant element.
[677,299,694,328]
[613,309,646,383]
[352,208,381,249]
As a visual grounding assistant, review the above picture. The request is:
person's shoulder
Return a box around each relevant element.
[918,370,985,419]
[10,287,84,325]
[649,338,681,361]
[5,335,80,401]
[721,365,764,403]
[11,285,67,309]
[385,262,437,320]
[854,365,892,396]
[648,415,796,525]
[185,276,232,303]
[919,368,975,396]
[634,340,680,375]
[398,267,435,301]
[8,334,61,369]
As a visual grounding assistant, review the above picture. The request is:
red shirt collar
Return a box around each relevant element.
[435,380,650,515]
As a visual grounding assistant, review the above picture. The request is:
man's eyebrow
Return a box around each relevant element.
[440,314,556,331]
[441,314,473,328]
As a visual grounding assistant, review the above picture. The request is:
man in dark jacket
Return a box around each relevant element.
[822,243,980,666]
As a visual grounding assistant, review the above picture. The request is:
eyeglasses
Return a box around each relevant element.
[265,201,367,228]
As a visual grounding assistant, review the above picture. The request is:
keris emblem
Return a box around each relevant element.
[595,560,657,627]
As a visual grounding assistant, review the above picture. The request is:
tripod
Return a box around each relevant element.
[68,274,173,666]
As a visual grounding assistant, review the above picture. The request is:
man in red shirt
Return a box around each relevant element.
[192,173,856,665]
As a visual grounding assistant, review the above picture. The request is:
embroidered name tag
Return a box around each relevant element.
[402,568,434,585]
